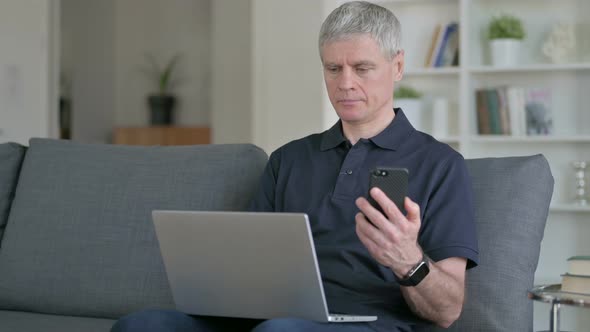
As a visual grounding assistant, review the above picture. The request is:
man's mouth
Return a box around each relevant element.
[338,99,362,105]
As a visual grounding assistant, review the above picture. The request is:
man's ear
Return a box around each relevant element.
[393,50,405,82]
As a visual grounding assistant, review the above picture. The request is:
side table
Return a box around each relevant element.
[528,284,590,332]
[113,126,211,146]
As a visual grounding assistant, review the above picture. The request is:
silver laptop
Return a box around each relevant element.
[152,210,377,323]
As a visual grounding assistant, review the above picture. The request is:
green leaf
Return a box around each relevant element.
[488,14,525,40]
[394,85,422,99]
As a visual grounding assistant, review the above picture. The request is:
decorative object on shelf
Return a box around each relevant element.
[525,88,553,135]
[488,14,526,67]
[394,85,424,132]
[572,161,588,205]
[431,97,449,138]
[143,53,181,125]
[542,23,577,64]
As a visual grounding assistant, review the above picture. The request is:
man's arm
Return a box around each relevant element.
[400,257,466,328]
[355,188,467,328]
[248,150,281,212]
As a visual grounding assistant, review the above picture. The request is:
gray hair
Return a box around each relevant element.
[319,1,402,60]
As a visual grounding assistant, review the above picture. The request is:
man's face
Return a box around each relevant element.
[321,35,403,125]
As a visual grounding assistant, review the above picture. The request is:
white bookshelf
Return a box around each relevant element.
[470,135,590,143]
[405,67,460,76]
[322,0,590,330]
[550,204,590,213]
[469,63,590,74]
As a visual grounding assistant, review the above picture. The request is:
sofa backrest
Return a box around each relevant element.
[420,154,553,332]
[0,139,268,319]
[0,140,554,329]
[0,142,26,242]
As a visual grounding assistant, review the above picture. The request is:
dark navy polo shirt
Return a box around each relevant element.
[249,109,479,331]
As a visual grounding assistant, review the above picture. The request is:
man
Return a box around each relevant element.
[112,2,478,331]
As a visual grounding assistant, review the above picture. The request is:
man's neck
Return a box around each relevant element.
[342,109,395,145]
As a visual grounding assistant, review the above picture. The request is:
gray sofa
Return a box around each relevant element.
[0,138,553,332]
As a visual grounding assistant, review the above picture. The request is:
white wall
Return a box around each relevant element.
[114,0,211,127]
[211,0,253,144]
[251,0,327,153]
[61,0,115,143]
[61,0,330,150]
[0,0,58,145]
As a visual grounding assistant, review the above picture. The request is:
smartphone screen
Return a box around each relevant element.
[368,167,409,215]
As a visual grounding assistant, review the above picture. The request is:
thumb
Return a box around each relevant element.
[404,197,421,225]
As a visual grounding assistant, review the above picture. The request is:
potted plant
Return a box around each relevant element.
[143,54,181,125]
[394,85,424,131]
[488,14,525,66]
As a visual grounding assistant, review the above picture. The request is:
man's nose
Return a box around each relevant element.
[338,68,355,90]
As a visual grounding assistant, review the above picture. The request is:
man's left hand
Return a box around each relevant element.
[355,187,423,278]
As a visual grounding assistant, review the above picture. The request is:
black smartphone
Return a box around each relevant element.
[368,167,409,215]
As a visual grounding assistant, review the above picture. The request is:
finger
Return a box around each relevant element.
[356,218,397,268]
[355,212,392,248]
[355,216,384,254]
[404,197,421,226]
[356,196,396,233]
[370,187,405,224]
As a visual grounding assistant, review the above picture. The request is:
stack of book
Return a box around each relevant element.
[424,22,459,67]
[561,256,590,294]
[475,86,553,136]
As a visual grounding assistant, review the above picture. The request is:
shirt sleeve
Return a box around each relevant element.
[248,149,281,212]
[419,153,479,269]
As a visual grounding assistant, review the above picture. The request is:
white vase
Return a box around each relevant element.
[396,99,424,132]
[490,39,522,67]
[431,97,449,138]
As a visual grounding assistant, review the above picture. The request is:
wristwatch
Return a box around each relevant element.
[397,253,430,287]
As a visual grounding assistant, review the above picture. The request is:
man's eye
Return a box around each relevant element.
[356,67,369,73]
[327,67,340,73]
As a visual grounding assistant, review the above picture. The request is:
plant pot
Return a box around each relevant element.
[148,94,176,125]
[395,98,424,132]
[490,39,521,67]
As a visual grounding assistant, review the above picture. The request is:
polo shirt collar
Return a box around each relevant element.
[320,108,415,151]
[320,121,347,151]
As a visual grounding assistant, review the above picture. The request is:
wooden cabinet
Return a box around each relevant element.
[113,126,211,146]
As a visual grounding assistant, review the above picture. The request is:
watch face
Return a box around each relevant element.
[398,256,431,286]
[410,261,430,285]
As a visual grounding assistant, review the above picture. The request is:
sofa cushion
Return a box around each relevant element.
[0,310,114,332]
[0,138,268,319]
[0,142,26,242]
[420,154,553,332]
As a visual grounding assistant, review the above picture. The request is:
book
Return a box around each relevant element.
[496,87,511,135]
[433,22,459,67]
[560,256,590,294]
[506,86,526,136]
[451,47,459,66]
[567,256,590,276]
[561,274,590,295]
[424,24,442,67]
[524,88,553,135]
[438,23,459,67]
[475,89,490,135]
[485,89,502,135]
[428,24,446,67]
